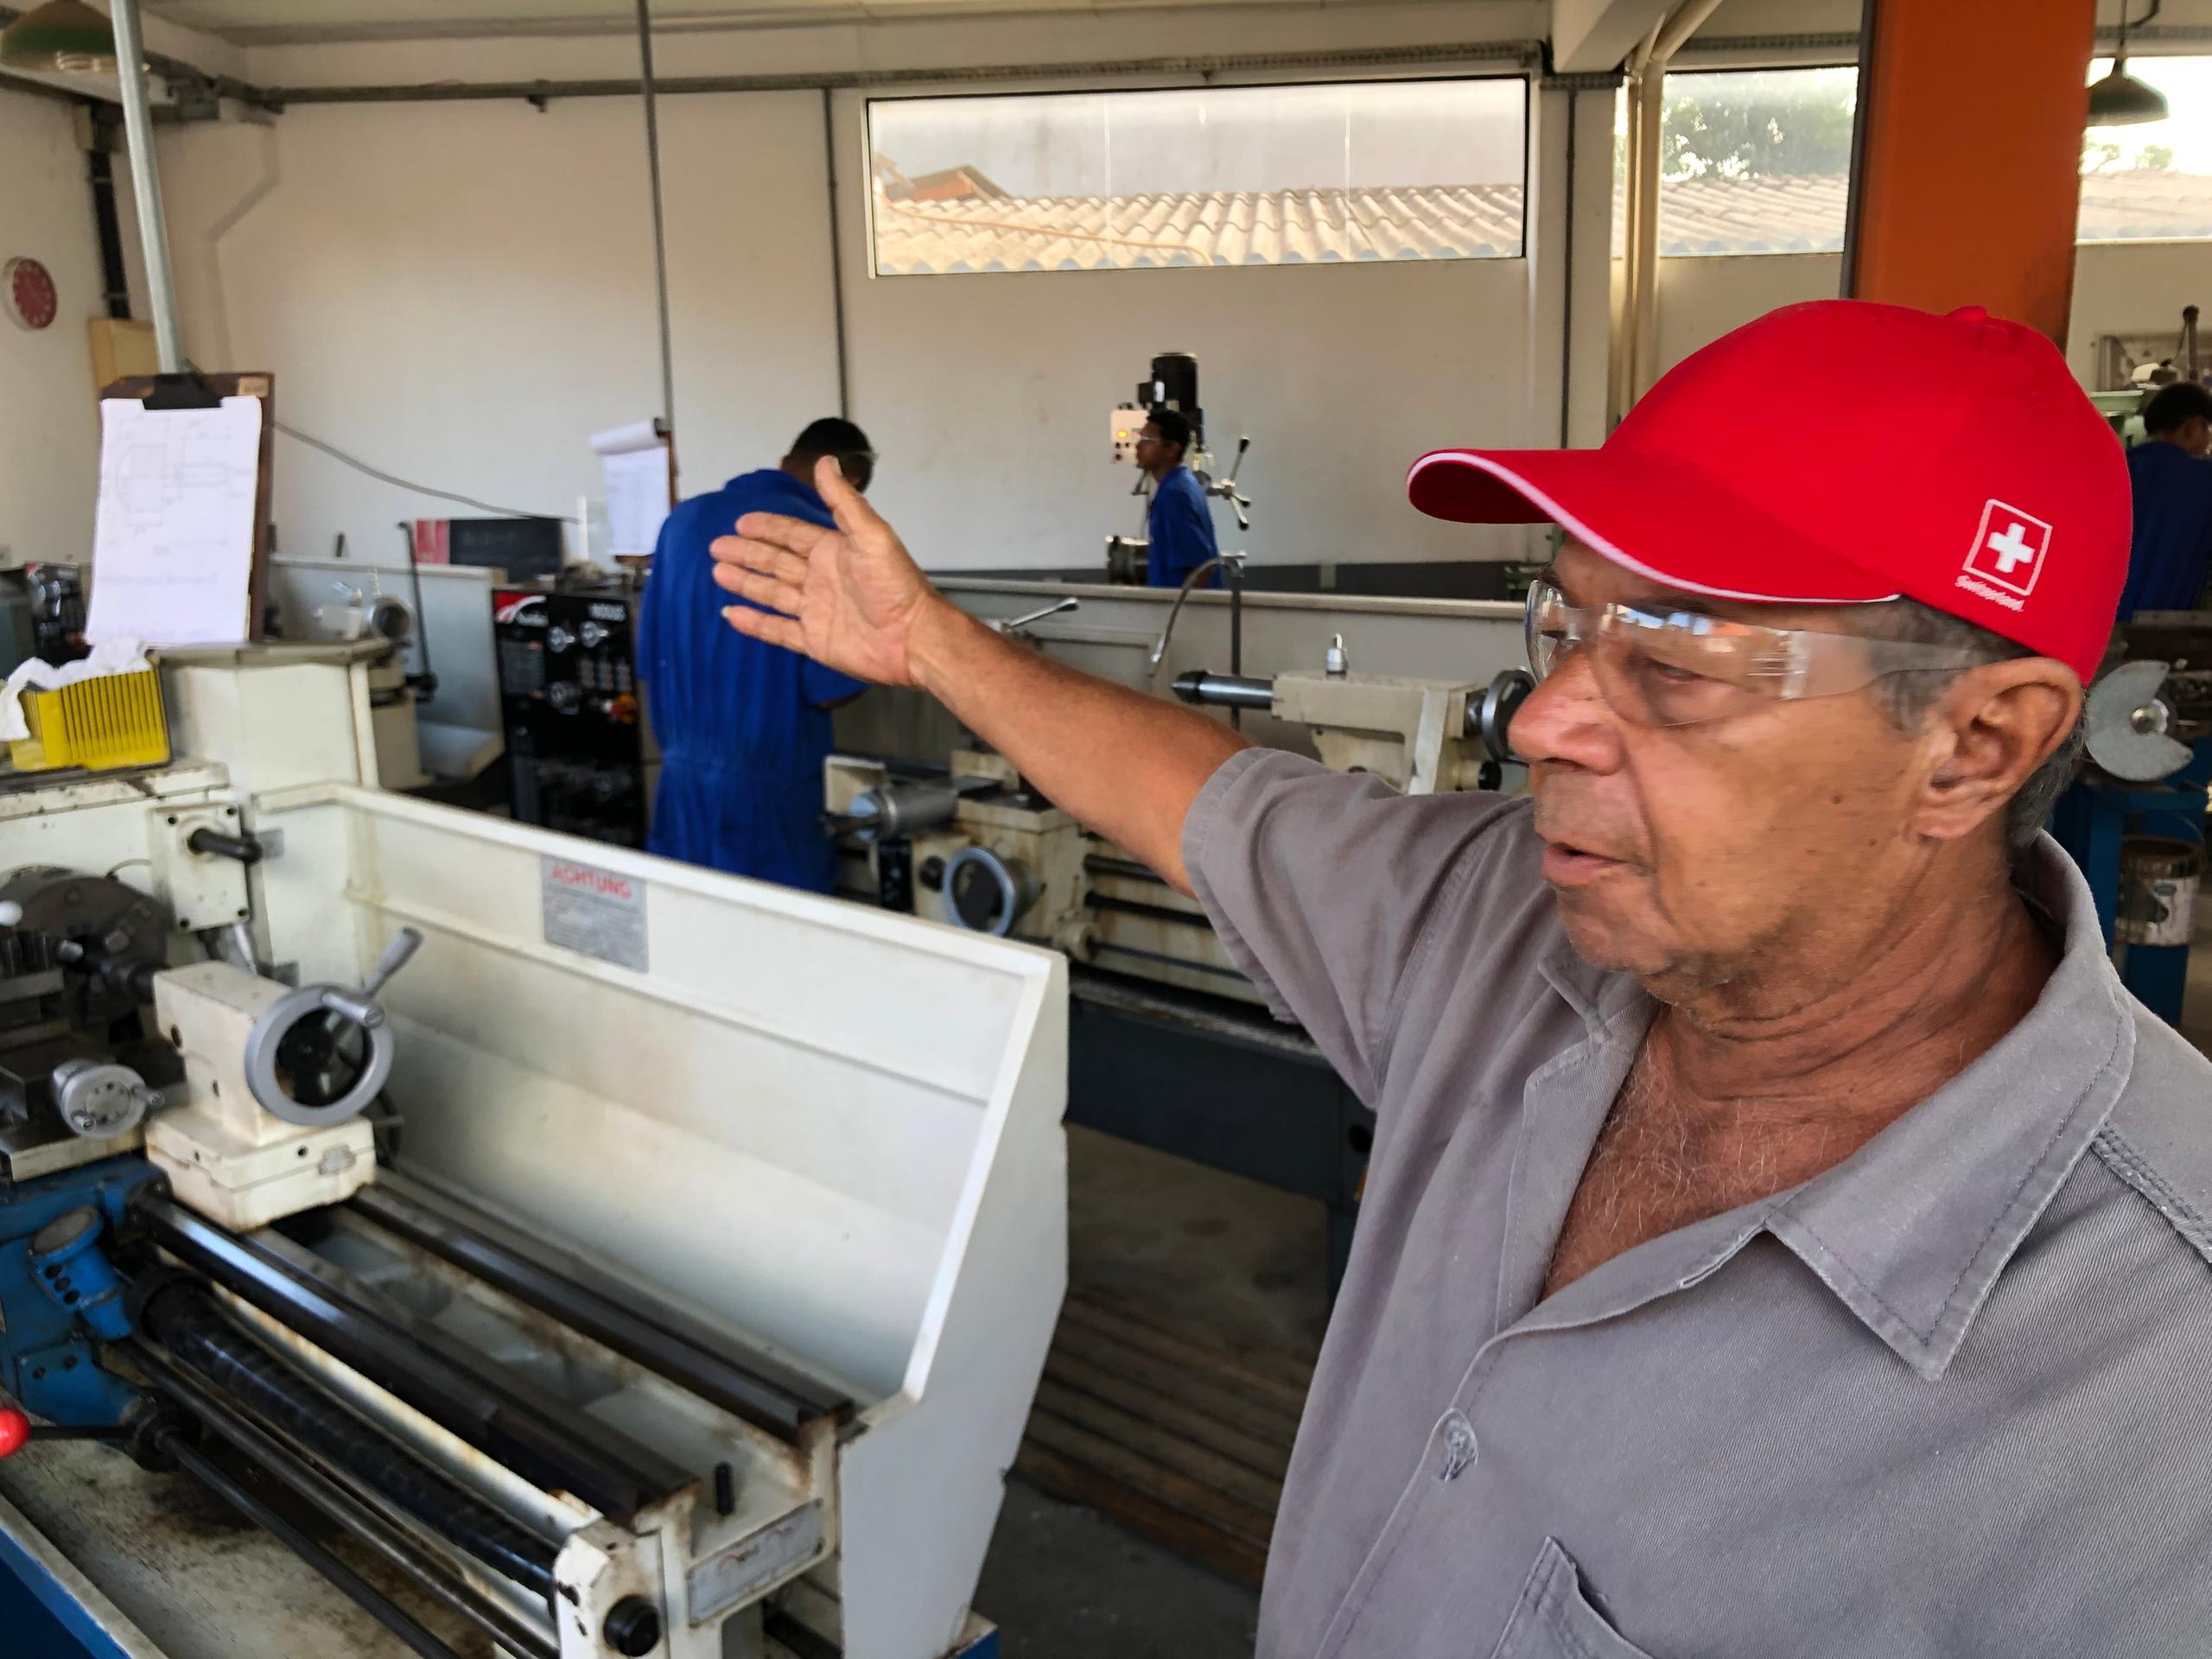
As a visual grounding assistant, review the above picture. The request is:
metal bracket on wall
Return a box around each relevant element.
[160,73,223,123]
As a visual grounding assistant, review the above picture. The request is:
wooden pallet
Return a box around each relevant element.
[1013,1287,1316,1586]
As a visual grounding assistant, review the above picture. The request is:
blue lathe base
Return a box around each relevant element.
[2049,741,2211,1029]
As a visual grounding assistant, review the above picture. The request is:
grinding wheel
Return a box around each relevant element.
[2087,658,2193,782]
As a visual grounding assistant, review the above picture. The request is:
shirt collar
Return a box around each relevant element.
[726,468,824,510]
[1765,840,2136,1378]
[1541,839,2137,1382]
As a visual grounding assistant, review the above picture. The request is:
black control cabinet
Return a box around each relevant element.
[493,580,652,848]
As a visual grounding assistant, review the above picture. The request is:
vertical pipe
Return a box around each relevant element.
[634,0,677,442]
[1558,88,1577,448]
[87,144,131,321]
[1837,0,1880,297]
[822,88,851,420]
[107,0,181,372]
[1611,27,1657,426]
[1228,557,1244,731]
[1630,64,1665,401]
[1611,80,1637,420]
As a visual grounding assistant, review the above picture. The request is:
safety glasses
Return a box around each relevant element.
[1523,575,1988,728]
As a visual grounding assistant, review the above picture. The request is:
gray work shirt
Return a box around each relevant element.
[1184,747,2212,1659]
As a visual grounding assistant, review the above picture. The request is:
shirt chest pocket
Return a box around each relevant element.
[1486,1540,1657,1659]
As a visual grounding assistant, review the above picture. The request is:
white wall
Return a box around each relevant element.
[106,3,1559,575]
[0,84,107,565]
[1651,253,1836,372]
[1646,246,2208,388]
[132,79,1547,575]
[2068,241,2211,382]
[830,86,1546,570]
[46,1,2207,583]
[130,92,838,567]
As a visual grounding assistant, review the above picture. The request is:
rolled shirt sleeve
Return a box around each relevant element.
[1180,747,1530,1104]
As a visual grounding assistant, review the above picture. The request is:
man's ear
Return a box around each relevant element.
[1911,658,2081,843]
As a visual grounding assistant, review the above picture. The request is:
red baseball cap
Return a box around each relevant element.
[1408,300,2129,682]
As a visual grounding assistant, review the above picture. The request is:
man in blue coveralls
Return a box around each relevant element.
[638,418,874,891]
[2118,381,2212,620]
[1137,408,1221,588]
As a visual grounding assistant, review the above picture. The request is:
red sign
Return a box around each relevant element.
[411,518,451,564]
[545,861,634,901]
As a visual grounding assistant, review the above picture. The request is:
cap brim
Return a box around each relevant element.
[1407,447,1901,606]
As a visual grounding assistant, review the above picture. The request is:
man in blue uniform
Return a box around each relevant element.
[2118,381,2212,619]
[1137,408,1221,588]
[638,418,874,891]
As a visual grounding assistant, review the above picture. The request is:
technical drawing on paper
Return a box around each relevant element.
[86,394,263,646]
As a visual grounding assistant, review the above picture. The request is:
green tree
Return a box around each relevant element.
[1660,75,1857,180]
[2138,143,2176,170]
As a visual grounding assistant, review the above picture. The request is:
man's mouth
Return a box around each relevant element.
[1539,839,1628,887]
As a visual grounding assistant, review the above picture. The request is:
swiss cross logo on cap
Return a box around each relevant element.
[1961,500,2052,601]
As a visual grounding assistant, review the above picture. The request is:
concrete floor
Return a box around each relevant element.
[972,1127,1328,1657]
[976,1476,1264,1658]
[1058,1125,1329,1371]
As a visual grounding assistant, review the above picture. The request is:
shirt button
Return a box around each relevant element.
[1439,1410,1478,1481]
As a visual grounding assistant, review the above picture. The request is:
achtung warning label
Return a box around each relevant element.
[540,855,648,973]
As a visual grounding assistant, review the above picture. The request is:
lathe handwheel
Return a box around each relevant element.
[1478,669,1535,764]
[244,986,396,1128]
[943,846,1037,938]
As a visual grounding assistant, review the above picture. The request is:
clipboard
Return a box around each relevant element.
[95,370,276,643]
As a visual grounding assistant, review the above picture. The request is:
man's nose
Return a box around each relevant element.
[1509,648,1624,772]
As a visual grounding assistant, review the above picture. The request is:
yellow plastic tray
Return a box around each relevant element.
[9,667,171,773]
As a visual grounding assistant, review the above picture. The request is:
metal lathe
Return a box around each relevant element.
[0,651,1065,1659]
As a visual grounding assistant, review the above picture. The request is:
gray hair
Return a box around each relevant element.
[1855,599,2085,851]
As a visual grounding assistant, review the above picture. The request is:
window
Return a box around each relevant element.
[2081,55,2212,242]
[1619,54,2212,258]
[1614,67,1859,258]
[868,79,1528,276]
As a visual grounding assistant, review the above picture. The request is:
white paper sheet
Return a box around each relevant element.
[85,395,263,646]
[590,420,671,558]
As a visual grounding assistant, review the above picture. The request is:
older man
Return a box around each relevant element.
[712,302,2212,1656]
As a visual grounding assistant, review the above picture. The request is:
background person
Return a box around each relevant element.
[638,417,875,892]
[1137,408,1221,588]
[2119,379,2212,618]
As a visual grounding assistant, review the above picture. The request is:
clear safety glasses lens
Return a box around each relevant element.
[1522,577,1983,728]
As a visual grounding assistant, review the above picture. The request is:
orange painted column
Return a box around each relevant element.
[1844,0,2098,346]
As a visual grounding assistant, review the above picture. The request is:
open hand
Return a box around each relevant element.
[710,457,942,688]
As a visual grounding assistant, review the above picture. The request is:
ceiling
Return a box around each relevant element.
[143,0,1528,47]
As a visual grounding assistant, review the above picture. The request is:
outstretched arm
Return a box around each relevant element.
[712,459,1250,893]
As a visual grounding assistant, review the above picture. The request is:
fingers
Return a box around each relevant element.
[721,604,808,655]
[709,536,810,588]
[734,511,830,554]
[815,455,889,541]
[711,563,804,617]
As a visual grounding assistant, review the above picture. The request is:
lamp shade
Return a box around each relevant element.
[2086,64,2171,127]
[0,0,118,74]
